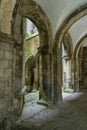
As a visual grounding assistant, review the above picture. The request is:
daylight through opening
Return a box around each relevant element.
[23,18,40,103]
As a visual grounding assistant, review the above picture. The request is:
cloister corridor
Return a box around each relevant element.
[1,0,87,130]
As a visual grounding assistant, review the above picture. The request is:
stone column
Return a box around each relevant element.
[33,54,39,90]
[71,59,74,89]
[38,46,51,105]
[53,46,62,104]
[33,68,39,90]
[13,44,24,116]
[74,58,79,92]
[66,59,72,87]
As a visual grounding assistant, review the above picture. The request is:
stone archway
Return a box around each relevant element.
[73,34,87,91]
[12,0,52,115]
[74,34,87,59]
[53,3,87,104]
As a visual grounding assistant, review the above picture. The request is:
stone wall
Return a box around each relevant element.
[0,33,15,127]
[0,0,16,34]
[26,34,40,61]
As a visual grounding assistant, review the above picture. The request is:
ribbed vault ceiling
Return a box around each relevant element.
[69,15,87,49]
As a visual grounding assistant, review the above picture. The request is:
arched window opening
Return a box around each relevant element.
[62,33,73,96]
[23,18,40,104]
[78,41,87,89]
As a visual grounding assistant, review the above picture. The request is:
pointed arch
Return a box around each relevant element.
[12,0,53,114]
[12,0,52,46]
[63,32,73,59]
[53,3,87,104]
[73,34,87,59]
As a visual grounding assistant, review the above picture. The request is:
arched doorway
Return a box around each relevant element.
[73,34,87,90]
[62,32,73,94]
[53,3,87,104]
[24,18,40,92]
[12,0,52,116]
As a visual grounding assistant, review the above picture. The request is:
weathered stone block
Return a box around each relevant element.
[4,69,12,78]
[0,42,11,51]
[5,51,13,60]
[0,50,4,59]
[0,69,4,78]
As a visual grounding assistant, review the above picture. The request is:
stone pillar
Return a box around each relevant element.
[66,59,72,87]
[33,54,39,90]
[71,60,74,88]
[53,46,62,104]
[74,58,79,92]
[13,44,24,117]
[38,46,51,105]
[33,68,39,90]
[0,34,16,129]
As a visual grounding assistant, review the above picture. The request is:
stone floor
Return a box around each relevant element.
[13,89,87,130]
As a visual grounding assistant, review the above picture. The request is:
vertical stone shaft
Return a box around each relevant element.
[38,47,50,102]
[53,45,62,104]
